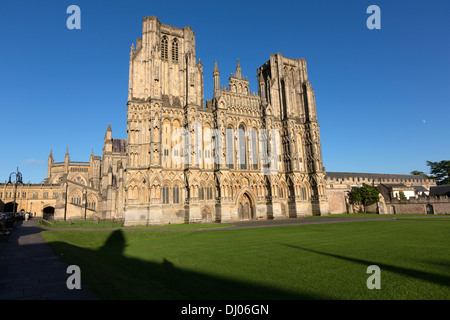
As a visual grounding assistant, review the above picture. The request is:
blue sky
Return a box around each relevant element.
[0,0,449,183]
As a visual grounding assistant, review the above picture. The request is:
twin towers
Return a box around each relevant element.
[122,16,329,225]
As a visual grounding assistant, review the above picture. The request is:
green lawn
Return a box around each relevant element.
[308,213,450,220]
[41,219,450,300]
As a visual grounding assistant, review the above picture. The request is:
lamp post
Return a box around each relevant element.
[84,189,87,220]
[7,167,23,215]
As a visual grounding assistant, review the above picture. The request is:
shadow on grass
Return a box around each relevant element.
[281,244,450,289]
[47,230,330,300]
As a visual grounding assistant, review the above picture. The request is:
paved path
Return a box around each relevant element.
[0,219,97,300]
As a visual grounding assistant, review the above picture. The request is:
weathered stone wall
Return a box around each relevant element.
[386,197,450,215]
[327,189,347,214]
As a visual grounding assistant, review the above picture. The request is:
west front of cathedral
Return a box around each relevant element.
[124,16,329,225]
[0,16,335,225]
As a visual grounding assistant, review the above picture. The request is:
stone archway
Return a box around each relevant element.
[201,206,212,223]
[4,202,17,213]
[43,206,55,220]
[237,192,254,221]
[281,203,287,218]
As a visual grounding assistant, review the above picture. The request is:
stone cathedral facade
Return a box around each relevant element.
[0,16,332,225]
[3,17,441,222]
[123,16,329,225]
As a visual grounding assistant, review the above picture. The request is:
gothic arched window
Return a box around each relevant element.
[238,124,247,169]
[173,185,179,204]
[161,36,168,60]
[249,129,258,170]
[226,126,234,169]
[70,190,82,205]
[172,39,179,62]
[162,184,169,204]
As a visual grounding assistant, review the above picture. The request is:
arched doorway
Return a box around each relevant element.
[43,206,55,220]
[201,207,212,223]
[238,193,254,221]
[281,203,287,218]
[4,202,17,213]
[426,204,434,215]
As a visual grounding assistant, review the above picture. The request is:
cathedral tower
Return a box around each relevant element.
[124,16,205,225]
[257,53,329,215]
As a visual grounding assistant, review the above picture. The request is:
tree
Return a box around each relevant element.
[427,160,450,185]
[347,183,381,213]
[411,160,450,185]
[410,170,433,179]
[398,191,408,204]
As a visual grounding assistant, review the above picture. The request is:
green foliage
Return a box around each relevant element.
[412,160,450,185]
[427,160,450,185]
[399,191,408,204]
[347,183,381,212]
[410,170,433,179]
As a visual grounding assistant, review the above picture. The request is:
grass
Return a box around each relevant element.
[41,218,450,300]
[308,213,450,220]
[307,213,384,218]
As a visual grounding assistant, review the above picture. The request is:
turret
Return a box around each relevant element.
[64,148,70,174]
[213,60,220,96]
[47,149,54,180]
[103,123,112,154]
[105,122,112,141]
[235,59,242,79]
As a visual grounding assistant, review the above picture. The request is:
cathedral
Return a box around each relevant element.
[123,16,329,225]
[2,16,441,223]
[1,16,331,225]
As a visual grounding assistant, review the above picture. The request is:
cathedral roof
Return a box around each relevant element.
[112,139,127,153]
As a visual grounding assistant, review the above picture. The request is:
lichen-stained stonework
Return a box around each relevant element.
[123,16,329,225]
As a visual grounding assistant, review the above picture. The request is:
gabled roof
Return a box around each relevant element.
[429,185,450,197]
[380,183,412,189]
[112,139,127,153]
[413,186,429,192]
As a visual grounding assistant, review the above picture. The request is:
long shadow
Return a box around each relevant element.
[44,230,331,300]
[281,243,450,288]
[0,219,97,300]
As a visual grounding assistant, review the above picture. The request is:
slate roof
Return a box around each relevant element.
[413,186,429,192]
[429,185,450,197]
[112,139,127,153]
[379,183,412,189]
[325,172,428,181]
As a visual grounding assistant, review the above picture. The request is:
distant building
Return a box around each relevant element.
[378,183,416,201]
[429,185,450,197]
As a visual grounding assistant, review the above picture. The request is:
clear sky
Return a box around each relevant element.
[0,0,449,183]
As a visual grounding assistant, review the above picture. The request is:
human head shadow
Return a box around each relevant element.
[281,243,450,289]
[47,229,331,300]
